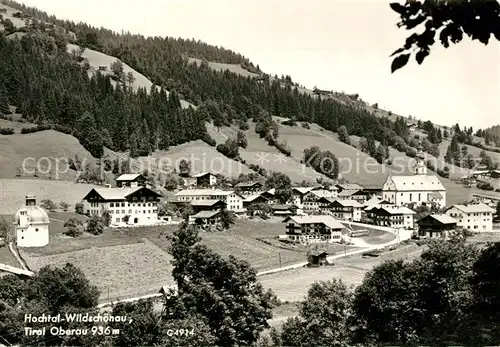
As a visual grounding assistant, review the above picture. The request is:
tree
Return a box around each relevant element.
[389,0,500,72]
[178,159,191,177]
[338,125,350,144]
[164,172,183,190]
[374,143,387,164]
[236,130,247,148]
[110,59,125,81]
[0,84,10,114]
[0,217,10,243]
[2,18,15,33]
[40,199,57,211]
[219,208,235,229]
[63,217,84,237]
[167,222,275,346]
[216,138,239,159]
[265,171,292,203]
[101,209,111,227]
[281,279,353,347]
[59,201,70,211]
[75,202,84,214]
[85,215,104,235]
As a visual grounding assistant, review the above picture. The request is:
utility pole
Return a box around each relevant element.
[278,252,282,268]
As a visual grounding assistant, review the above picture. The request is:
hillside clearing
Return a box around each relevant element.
[20,239,175,303]
[188,58,259,78]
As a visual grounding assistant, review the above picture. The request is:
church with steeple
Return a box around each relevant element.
[381,145,447,208]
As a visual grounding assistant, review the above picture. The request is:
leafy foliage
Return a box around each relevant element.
[390,0,500,72]
[63,217,84,237]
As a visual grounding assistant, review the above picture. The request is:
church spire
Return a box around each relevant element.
[414,144,427,175]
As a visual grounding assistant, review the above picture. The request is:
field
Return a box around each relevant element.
[20,239,175,302]
[0,3,27,29]
[67,44,194,109]
[188,58,259,78]
[259,243,425,302]
[0,179,100,214]
[0,129,96,180]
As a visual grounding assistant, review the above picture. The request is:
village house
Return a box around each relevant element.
[115,173,147,188]
[417,214,457,239]
[189,210,222,228]
[81,186,162,227]
[190,199,227,213]
[323,199,362,222]
[445,203,495,232]
[14,195,50,247]
[189,172,218,188]
[471,192,500,209]
[242,194,270,209]
[235,181,264,196]
[291,187,320,209]
[366,205,416,229]
[337,189,370,204]
[174,189,243,212]
[281,215,344,244]
[335,183,364,193]
[382,148,446,208]
[271,204,297,217]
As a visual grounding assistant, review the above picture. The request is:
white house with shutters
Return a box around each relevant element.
[382,147,446,208]
[174,189,244,212]
[445,203,495,232]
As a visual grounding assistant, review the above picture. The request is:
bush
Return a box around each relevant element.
[85,216,104,235]
[63,217,83,238]
[59,201,70,212]
[0,127,14,135]
[40,199,57,211]
[281,119,297,126]
[301,122,310,129]
[20,125,51,134]
[477,182,494,191]
[202,134,217,147]
[75,202,84,214]
[238,121,250,131]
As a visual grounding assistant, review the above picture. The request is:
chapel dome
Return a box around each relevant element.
[15,206,50,224]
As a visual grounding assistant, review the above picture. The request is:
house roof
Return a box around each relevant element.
[282,215,345,230]
[372,206,416,215]
[308,189,335,198]
[235,181,262,188]
[175,189,237,197]
[336,183,364,191]
[448,203,495,214]
[418,214,457,225]
[329,199,362,208]
[116,173,144,181]
[192,210,221,219]
[191,172,215,178]
[243,195,269,203]
[385,175,445,191]
[190,199,225,207]
[293,187,316,195]
[83,187,161,201]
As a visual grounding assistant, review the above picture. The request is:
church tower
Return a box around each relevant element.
[414,145,427,175]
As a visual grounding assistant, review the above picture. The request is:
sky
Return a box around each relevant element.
[19,0,500,129]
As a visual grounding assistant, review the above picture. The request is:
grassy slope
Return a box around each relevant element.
[206,122,325,182]
[0,3,26,29]
[0,179,100,214]
[0,129,96,180]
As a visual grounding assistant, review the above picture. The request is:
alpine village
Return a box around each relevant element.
[1,1,500,346]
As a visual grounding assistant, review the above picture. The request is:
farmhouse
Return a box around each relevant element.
[271,204,297,216]
[243,194,270,209]
[417,214,457,239]
[115,173,147,188]
[81,187,162,227]
[366,205,416,229]
[292,186,322,209]
[189,172,218,188]
[336,183,364,192]
[235,181,264,196]
[190,199,227,213]
[382,148,446,208]
[14,195,49,247]
[281,215,344,244]
[337,189,370,203]
[445,203,495,232]
[302,189,338,212]
[174,189,243,211]
[189,210,222,228]
[323,199,362,222]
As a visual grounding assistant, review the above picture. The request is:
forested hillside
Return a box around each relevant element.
[0,0,418,164]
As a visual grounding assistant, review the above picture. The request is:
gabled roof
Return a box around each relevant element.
[83,187,161,201]
[448,203,495,214]
[116,173,145,181]
[192,172,216,178]
[385,175,445,191]
[175,189,238,197]
[336,183,364,191]
[192,210,221,219]
[190,199,225,207]
[235,181,262,188]
[307,189,335,199]
[370,206,416,215]
[282,215,345,230]
[329,199,362,208]
[293,187,316,195]
[418,214,457,225]
[243,194,269,203]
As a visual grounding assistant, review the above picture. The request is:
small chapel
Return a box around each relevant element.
[14,194,50,247]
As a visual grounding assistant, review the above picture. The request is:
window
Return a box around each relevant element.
[116,218,120,223]
[35,228,39,232]
[122,210,125,214]
[121,203,125,207]
[110,202,114,207]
